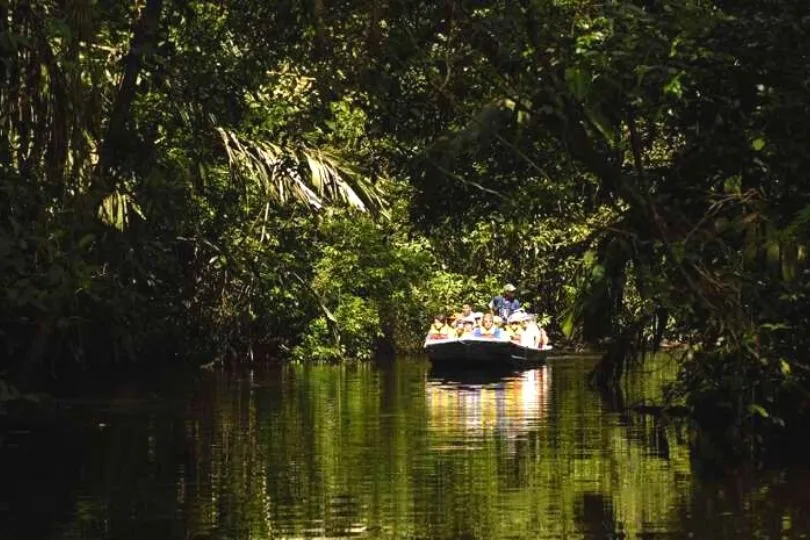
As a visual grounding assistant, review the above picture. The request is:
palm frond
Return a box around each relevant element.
[217,127,385,214]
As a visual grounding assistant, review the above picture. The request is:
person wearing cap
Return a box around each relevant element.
[489,284,521,321]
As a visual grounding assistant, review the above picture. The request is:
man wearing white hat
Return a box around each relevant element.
[519,313,548,349]
[489,283,521,321]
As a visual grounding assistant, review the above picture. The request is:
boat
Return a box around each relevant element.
[424,337,552,369]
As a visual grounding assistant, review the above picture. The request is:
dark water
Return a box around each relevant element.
[2,355,809,539]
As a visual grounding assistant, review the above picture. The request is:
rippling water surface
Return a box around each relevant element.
[2,355,809,539]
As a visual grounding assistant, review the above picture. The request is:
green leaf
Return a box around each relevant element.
[663,73,683,98]
[671,242,685,264]
[748,404,769,418]
[565,67,590,101]
[751,138,766,151]
[723,176,741,194]
[78,234,95,250]
[561,311,575,338]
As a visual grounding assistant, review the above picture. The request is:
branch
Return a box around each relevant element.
[627,108,644,177]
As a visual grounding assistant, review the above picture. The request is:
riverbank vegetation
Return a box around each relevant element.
[2,0,809,457]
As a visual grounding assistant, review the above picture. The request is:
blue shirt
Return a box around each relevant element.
[474,327,506,339]
[490,295,520,320]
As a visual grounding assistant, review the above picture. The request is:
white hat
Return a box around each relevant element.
[507,310,527,323]
[503,283,516,292]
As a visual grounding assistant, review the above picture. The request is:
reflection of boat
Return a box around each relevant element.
[425,367,551,441]
[428,363,520,385]
[424,337,552,368]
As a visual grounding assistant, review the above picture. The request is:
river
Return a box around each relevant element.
[2,355,809,539]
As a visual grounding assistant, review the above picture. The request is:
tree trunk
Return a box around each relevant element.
[94,0,164,194]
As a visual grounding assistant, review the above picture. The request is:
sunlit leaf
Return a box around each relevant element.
[97,191,144,231]
[748,404,769,418]
[663,73,683,98]
[561,311,575,338]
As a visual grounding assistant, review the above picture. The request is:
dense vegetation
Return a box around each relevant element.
[2,0,809,457]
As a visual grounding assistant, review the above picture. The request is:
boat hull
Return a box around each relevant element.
[424,337,551,368]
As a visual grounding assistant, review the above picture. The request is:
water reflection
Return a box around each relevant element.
[2,357,810,539]
[426,367,550,443]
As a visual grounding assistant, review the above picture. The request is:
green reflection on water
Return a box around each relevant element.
[37,355,810,539]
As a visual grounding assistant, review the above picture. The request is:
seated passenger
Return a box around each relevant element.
[452,303,474,327]
[460,303,473,319]
[474,313,507,339]
[507,311,525,342]
[426,314,453,340]
[460,316,476,337]
[539,324,549,348]
[519,314,548,348]
[507,323,521,343]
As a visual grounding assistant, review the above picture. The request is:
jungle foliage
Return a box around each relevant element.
[2,0,810,455]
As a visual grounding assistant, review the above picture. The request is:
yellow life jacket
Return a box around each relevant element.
[427,325,453,339]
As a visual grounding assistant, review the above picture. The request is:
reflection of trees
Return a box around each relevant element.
[49,356,809,539]
[675,468,810,539]
[575,493,618,539]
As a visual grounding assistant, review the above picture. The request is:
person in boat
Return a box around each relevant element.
[533,314,549,347]
[539,325,549,348]
[460,315,476,337]
[519,313,548,348]
[489,283,521,320]
[460,303,473,319]
[506,311,524,343]
[452,303,474,327]
[474,313,507,339]
[426,314,453,340]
